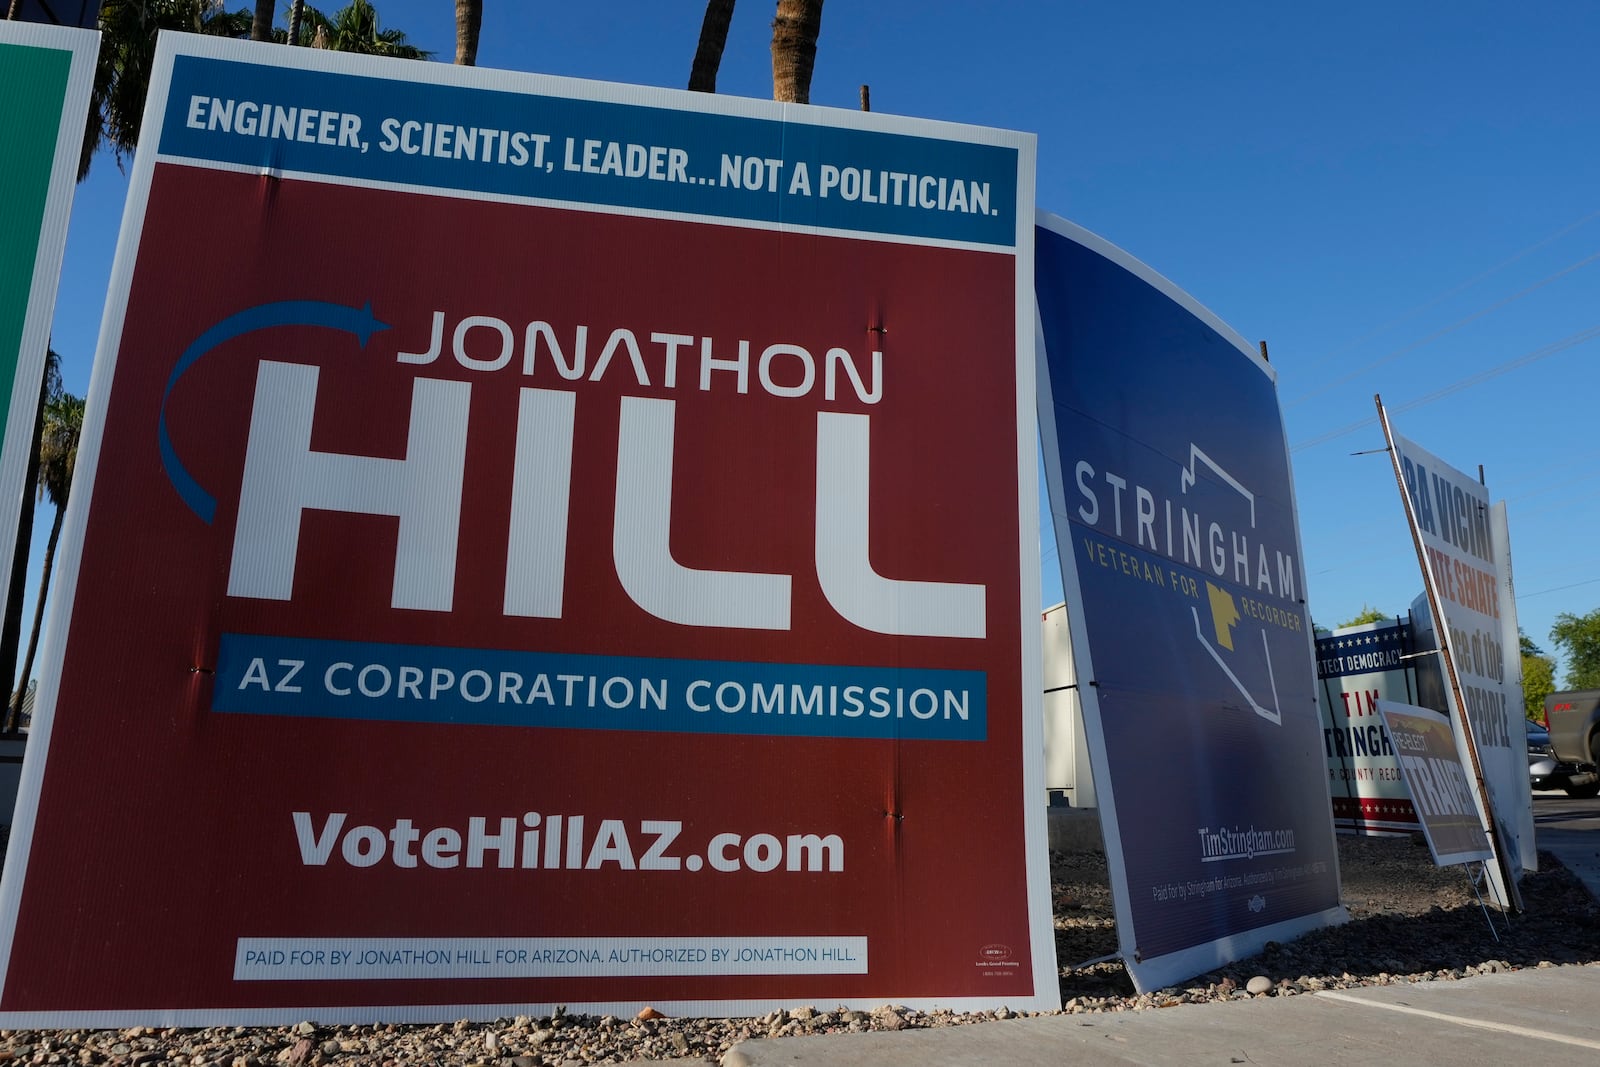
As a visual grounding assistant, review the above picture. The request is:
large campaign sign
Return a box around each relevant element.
[1378,418,1533,906]
[0,36,1052,1022]
[0,21,96,658]
[1316,619,1421,836]
[1036,214,1344,993]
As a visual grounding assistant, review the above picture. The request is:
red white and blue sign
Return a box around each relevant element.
[1315,620,1422,837]
[0,36,1051,1022]
[1034,214,1345,993]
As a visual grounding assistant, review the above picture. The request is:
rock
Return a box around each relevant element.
[720,1052,752,1067]
[481,1032,498,1054]
[292,1025,314,1039]
[1246,976,1273,995]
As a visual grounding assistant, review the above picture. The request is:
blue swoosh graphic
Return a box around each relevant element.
[158,300,389,523]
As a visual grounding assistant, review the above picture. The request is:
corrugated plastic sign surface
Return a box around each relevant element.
[1382,426,1533,905]
[1035,214,1344,994]
[1376,701,1493,867]
[0,36,1052,1022]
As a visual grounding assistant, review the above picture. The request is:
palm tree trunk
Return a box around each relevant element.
[770,0,824,104]
[288,0,306,46]
[454,0,481,65]
[250,0,275,41]
[0,386,46,732]
[6,1,21,22]
[10,504,62,725]
[689,0,736,92]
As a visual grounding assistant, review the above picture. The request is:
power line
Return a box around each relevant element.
[1517,576,1600,601]
[1290,323,1600,452]
[1293,207,1600,376]
[1287,249,1600,407]
[1507,468,1600,503]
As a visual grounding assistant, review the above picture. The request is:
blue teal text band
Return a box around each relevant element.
[214,633,988,740]
[161,56,1019,247]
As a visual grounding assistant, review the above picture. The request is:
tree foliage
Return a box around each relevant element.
[1523,646,1556,722]
[300,1,431,58]
[82,1,255,178]
[1552,608,1600,690]
[0,350,62,724]
[79,1,426,179]
[1338,604,1391,628]
[10,392,85,722]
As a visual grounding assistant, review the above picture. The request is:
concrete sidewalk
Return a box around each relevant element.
[719,826,1600,1065]
[724,965,1600,1065]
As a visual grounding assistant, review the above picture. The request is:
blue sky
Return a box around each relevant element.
[34,0,1600,681]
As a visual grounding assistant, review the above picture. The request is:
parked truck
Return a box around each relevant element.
[1545,690,1600,796]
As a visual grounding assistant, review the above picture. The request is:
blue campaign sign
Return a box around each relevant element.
[1035,214,1345,993]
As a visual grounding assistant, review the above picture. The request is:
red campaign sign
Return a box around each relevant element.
[0,40,1048,1022]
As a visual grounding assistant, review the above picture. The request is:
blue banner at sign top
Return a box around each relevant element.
[1315,626,1409,680]
[160,56,1019,247]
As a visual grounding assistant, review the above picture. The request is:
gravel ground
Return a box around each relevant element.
[2,834,1597,1066]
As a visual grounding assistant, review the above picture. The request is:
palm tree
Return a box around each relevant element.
[689,0,735,92]
[249,0,274,39]
[454,0,480,65]
[80,1,255,179]
[301,1,431,58]
[9,393,84,726]
[0,351,61,732]
[81,2,427,178]
[770,0,823,103]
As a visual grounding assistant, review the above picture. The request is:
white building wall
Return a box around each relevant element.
[1042,603,1094,808]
